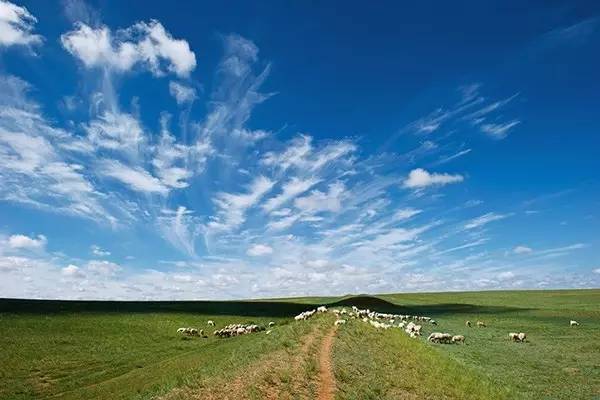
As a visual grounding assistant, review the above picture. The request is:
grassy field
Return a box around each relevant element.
[0,289,598,399]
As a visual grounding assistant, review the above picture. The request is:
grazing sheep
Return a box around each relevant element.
[268,321,275,327]
[317,306,328,313]
[452,335,465,344]
[177,328,186,333]
[208,320,215,326]
[517,332,527,342]
[213,323,266,338]
[334,319,346,326]
[476,321,486,328]
[428,332,444,343]
[570,320,579,327]
[294,309,317,321]
[428,332,453,343]
[465,321,472,327]
[508,332,519,341]
[430,320,437,325]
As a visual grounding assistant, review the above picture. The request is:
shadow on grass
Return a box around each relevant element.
[0,295,525,317]
[331,296,527,315]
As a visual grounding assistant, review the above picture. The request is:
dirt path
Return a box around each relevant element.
[317,325,338,400]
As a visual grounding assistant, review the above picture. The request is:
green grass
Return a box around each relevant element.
[0,289,598,399]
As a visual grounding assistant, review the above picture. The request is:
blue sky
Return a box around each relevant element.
[0,0,598,299]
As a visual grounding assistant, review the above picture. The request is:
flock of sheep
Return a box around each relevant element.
[292,305,583,346]
[177,320,276,339]
[176,306,582,347]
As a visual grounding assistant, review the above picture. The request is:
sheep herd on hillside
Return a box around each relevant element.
[175,306,582,347]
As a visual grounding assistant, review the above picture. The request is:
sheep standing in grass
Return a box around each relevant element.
[517,332,527,342]
[452,335,465,344]
[570,320,579,327]
[476,321,486,328]
[208,320,215,326]
[317,306,328,313]
[334,319,346,326]
[508,332,519,341]
[177,328,186,333]
[465,321,472,327]
[268,321,275,327]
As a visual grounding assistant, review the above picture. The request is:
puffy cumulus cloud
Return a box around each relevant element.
[403,168,463,189]
[513,245,533,254]
[0,0,43,47]
[61,20,196,77]
[61,264,83,277]
[7,234,46,250]
[247,244,273,257]
[169,81,197,105]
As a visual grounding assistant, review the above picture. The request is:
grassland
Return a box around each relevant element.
[0,289,598,399]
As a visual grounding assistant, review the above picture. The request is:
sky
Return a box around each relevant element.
[0,0,599,300]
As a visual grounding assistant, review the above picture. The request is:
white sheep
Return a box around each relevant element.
[207,320,215,326]
[452,335,465,344]
[517,332,527,342]
[268,321,275,327]
[177,327,186,333]
[334,319,346,326]
[317,306,328,313]
[508,332,519,341]
[570,320,579,327]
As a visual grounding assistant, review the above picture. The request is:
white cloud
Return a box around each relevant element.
[158,206,199,257]
[480,120,520,139]
[247,244,273,257]
[294,182,346,214]
[209,176,275,232]
[392,208,422,221]
[86,260,121,276]
[403,168,464,189]
[0,0,42,47]
[85,112,144,153]
[61,20,196,77]
[464,212,510,230]
[513,245,532,254]
[61,264,83,277]
[91,245,110,257]
[7,234,46,250]
[169,81,196,105]
[261,135,356,173]
[497,271,516,280]
[593,268,600,274]
[100,160,169,195]
[262,177,320,213]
